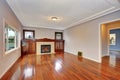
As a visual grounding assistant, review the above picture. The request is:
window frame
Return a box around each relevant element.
[55,32,63,40]
[23,30,35,39]
[4,22,19,54]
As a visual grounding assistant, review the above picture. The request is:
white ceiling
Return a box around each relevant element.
[6,0,120,30]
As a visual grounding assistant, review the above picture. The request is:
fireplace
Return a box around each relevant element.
[36,38,55,55]
[41,45,51,53]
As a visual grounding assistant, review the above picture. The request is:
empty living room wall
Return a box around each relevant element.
[0,0,22,78]
[64,10,120,62]
[23,26,63,39]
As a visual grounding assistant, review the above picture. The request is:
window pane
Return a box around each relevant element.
[16,32,18,47]
[8,27,15,50]
[25,32,33,39]
[5,24,18,52]
[5,26,8,51]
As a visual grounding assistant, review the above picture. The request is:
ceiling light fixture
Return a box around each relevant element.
[48,16,62,21]
[51,17,58,21]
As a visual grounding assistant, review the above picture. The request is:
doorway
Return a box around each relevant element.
[101,20,120,67]
[101,20,120,57]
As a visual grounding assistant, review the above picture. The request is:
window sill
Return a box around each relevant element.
[5,47,20,55]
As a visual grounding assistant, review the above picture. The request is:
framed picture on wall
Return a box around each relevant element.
[23,30,35,39]
[110,33,116,45]
[55,32,63,40]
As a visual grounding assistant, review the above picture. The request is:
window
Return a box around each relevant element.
[23,30,35,39]
[5,24,18,52]
[55,32,63,40]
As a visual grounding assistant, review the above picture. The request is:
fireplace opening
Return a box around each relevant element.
[41,45,51,53]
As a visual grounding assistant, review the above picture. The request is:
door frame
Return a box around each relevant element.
[99,19,120,62]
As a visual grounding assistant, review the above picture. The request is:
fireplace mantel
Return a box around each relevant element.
[36,41,54,55]
[36,38,56,55]
[36,38,64,54]
[21,38,64,56]
[36,38,55,42]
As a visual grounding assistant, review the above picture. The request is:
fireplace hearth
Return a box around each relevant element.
[41,45,51,53]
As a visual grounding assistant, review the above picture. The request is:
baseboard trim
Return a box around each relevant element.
[102,54,109,57]
[83,56,101,63]
[0,56,21,79]
[65,52,101,63]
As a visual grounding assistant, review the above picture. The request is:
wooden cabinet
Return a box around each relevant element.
[36,38,64,53]
[55,40,64,53]
[21,38,64,57]
[21,39,36,57]
[28,40,36,53]
[55,32,64,53]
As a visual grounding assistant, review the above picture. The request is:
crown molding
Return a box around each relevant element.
[64,7,120,30]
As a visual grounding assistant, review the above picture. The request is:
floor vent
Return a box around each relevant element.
[78,51,83,56]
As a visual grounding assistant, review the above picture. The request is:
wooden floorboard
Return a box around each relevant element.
[1,52,120,80]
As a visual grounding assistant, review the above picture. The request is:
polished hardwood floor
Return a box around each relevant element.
[1,52,120,80]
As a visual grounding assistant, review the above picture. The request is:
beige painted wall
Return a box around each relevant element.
[23,27,63,39]
[106,20,120,30]
[0,0,22,78]
[101,24,108,56]
[64,10,120,62]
